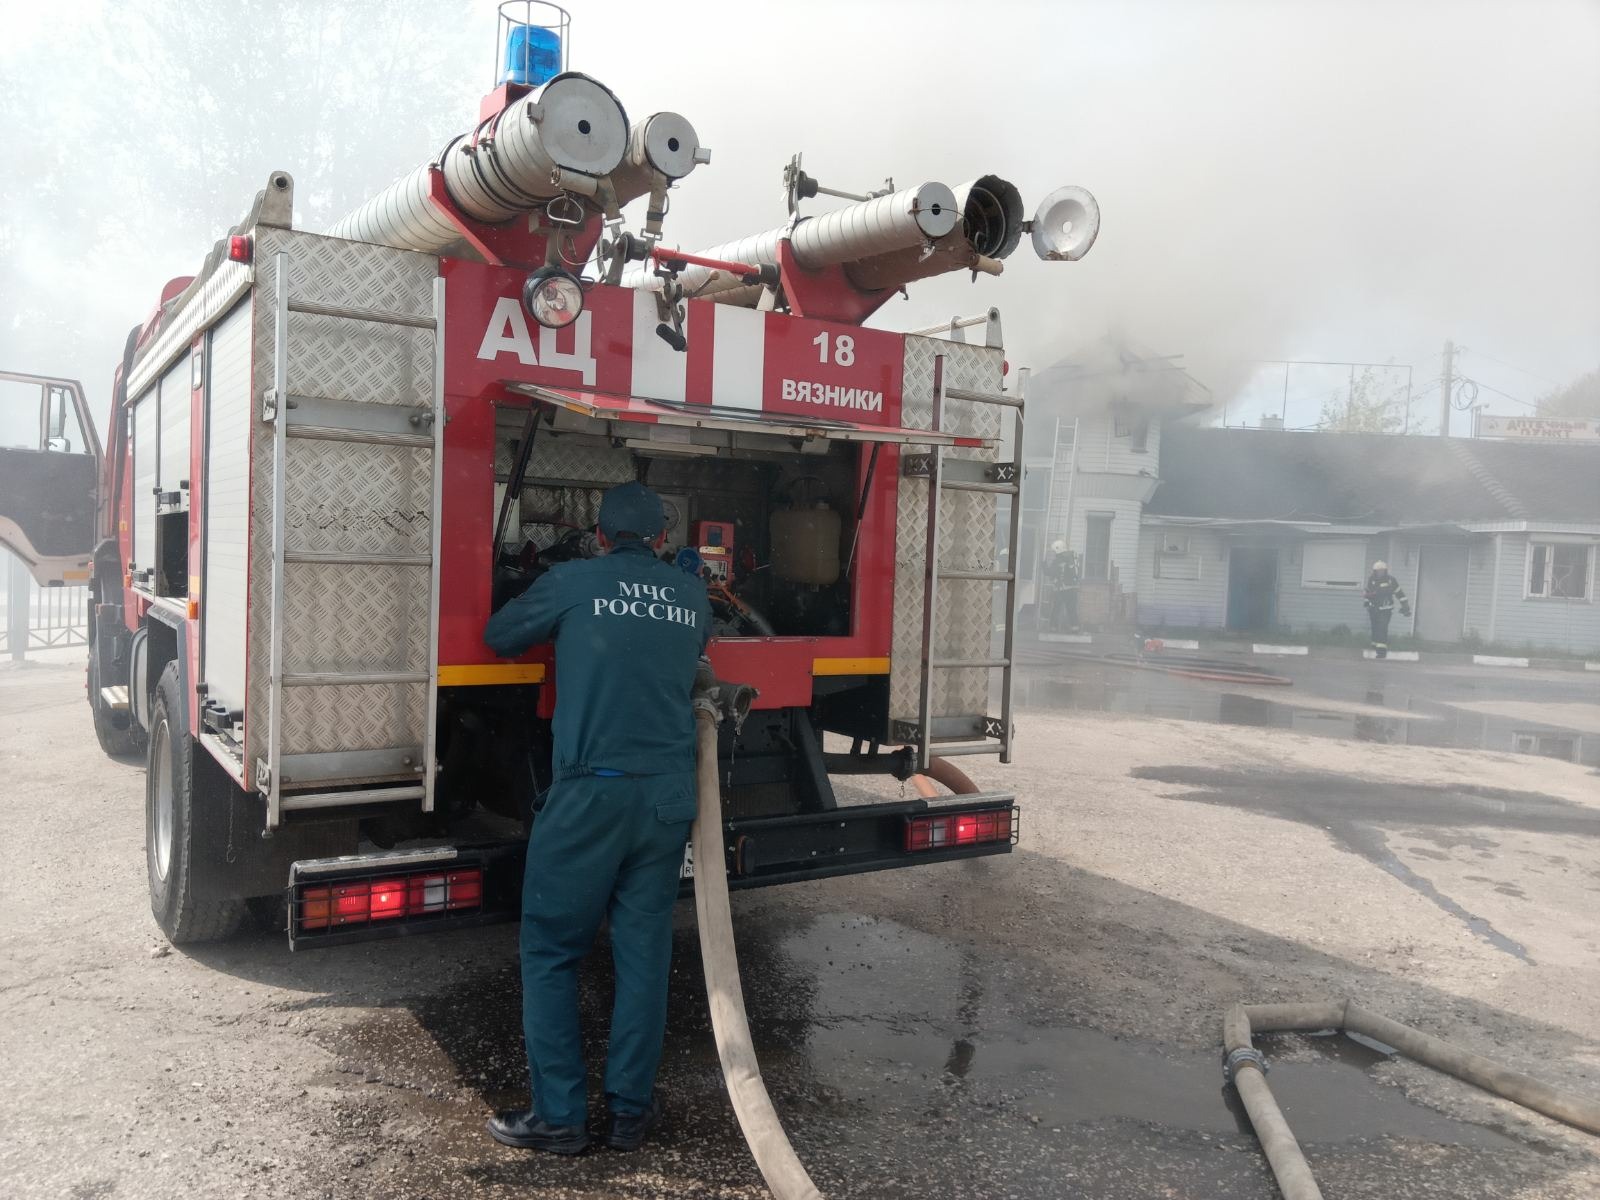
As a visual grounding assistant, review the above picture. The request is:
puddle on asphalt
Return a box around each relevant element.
[317,912,1529,1161]
[1015,664,1600,766]
[760,914,1523,1149]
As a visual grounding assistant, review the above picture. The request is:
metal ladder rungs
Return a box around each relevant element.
[287,298,436,330]
[285,425,433,449]
[284,551,432,567]
[944,385,1022,409]
[937,569,1013,582]
[265,253,446,832]
[939,478,1018,496]
[910,351,1026,772]
[923,742,1004,758]
[282,671,430,687]
[281,785,426,813]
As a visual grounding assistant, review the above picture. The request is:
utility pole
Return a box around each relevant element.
[1439,339,1454,437]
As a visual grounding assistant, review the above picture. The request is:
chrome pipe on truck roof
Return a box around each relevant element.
[326,72,632,253]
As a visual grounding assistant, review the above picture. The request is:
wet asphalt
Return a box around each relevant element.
[5,653,1600,1197]
[1015,646,1600,766]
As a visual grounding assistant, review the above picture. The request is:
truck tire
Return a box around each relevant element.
[146,661,245,943]
[88,649,145,759]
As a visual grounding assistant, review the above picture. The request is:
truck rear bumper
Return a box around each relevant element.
[287,792,1018,950]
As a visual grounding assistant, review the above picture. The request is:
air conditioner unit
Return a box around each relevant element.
[1159,534,1190,556]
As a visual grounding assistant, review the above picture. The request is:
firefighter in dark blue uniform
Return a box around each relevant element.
[482,481,712,1155]
[1363,560,1410,659]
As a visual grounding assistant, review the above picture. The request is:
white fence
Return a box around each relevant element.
[2,549,88,660]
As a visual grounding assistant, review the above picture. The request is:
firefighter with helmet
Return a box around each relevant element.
[483,481,713,1155]
[1043,540,1080,633]
[1363,560,1410,659]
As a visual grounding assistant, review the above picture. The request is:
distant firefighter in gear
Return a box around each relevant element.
[1363,560,1410,659]
[483,481,712,1155]
[1043,541,1081,633]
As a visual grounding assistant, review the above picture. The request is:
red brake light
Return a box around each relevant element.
[904,808,1014,852]
[228,235,252,263]
[295,867,485,933]
[368,879,407,920]
[447,870,483,910]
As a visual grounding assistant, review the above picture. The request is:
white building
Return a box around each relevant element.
[1021,348,1600,654]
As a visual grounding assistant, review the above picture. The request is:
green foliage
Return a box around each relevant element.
[0,1,480,412]
[1319,366,1403,433]
[1535,367,1600,419]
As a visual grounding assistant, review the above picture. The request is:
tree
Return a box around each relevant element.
[0,2,480,428]
[1536,367,1600,419]
[1319,367,1402,433]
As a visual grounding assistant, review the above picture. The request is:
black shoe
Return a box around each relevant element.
[486,1108,590,1155]
[605,1096,664,1152]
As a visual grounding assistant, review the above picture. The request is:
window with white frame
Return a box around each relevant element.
[1526,541,1591,600]
[1300,539,1367,589]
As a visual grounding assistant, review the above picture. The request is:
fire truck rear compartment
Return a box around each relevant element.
[491,409,862,640]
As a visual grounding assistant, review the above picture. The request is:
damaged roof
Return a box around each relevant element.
[1148,427,1600,526]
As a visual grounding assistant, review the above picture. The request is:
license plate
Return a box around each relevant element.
[679,840,694,880]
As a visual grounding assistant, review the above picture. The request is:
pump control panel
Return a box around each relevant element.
[693,520,735,582]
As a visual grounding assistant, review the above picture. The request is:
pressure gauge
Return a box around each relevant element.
[522,268,585,329]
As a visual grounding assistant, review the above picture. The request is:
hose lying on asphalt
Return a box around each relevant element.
[1224,999,1600,1200]
[692,695,823,1200]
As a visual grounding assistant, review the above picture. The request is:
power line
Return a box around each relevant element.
[1463,377,1536,409]
[1458,347,1558,387]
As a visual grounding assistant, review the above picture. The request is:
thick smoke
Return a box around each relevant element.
[1,0,1595,426]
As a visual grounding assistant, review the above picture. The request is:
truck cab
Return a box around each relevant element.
[0,371,100,587]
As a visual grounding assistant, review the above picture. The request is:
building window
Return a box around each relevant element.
[1300,539,1367,589]
[1084,513,1113,581]
[1112,407,1150,451]
[1527,542,1591,600]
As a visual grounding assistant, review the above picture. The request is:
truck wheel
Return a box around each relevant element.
[88,650,145,759]
[146,661,244,943]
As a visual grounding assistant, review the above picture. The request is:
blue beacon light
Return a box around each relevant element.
[500,23,562,87]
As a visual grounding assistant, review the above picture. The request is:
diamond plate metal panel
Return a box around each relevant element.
[890,338,1007,732]
[495,434,636,486]
[281,562,430,676]
[287,313,431,408]
[245,229,437,773]
[284,683,426,757]
[284,441,432,557]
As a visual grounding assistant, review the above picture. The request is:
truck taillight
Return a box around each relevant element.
[904,807,1016,852]
[228,235,252,263]
[297,867,484,931]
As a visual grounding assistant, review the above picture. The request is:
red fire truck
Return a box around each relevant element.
[42,10,1099,948]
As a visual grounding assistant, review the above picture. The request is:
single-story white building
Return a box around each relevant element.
[1136,428,1600,654]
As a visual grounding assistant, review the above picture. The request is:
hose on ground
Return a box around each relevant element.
[693,702,823,1200]
[1224,999,1600,1200]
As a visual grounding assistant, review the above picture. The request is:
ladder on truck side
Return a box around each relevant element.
[895,351,1026,771]
[260,251,445,829]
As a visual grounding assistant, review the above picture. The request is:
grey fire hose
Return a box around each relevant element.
[691,669,823,1200]
[1224,999,1600,1200]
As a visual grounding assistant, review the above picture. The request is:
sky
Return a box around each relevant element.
[2,0,1597,437]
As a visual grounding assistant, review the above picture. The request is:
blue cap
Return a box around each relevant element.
[598,481,665,540]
